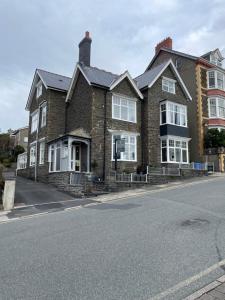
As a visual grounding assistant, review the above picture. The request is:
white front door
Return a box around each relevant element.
[71,144,81,172]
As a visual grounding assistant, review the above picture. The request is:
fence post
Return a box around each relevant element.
[146,174,148,182]
[162,167,166,175]
[131,173,133,182]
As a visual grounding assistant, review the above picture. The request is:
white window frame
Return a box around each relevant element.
[207,70,225,90]
[111,134,137,162]
[210,53,222,67]
[161,137,189,164]
[29,142,37,167]
[48,141,63,172]
[160,101,187,127]
[39,140,45,165]
[36,81,42,99]
[112,94,137,123]
[208,97,225,119]
[40,103,47,128]
[31,110,39,133]
[162,77,176,94]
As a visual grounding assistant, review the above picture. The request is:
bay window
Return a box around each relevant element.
[162,77,176,94]
[112,134,137,161]
[160,101,187,127]
[112,95,136,123]
[208,70,224,90]
[209,97,225,118]
[161,137,189,164]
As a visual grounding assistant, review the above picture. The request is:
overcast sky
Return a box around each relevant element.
[0,0,225,132]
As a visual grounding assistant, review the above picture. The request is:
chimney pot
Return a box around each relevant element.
[85,31,90,38]
[155,37,172,54]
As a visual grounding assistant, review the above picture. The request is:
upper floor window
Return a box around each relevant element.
[160,101,187,127]
[112,95,136,123]
[208,70,225,90]
[36,81,42,98]
[209,97,225,119]
[162,77,176,94]
[40,104,47,127]
[210,53,222,67]
[31,111,38,133]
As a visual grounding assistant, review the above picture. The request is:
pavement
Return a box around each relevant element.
[0,174,225,299]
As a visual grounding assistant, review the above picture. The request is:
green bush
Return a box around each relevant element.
[2,159,11,168]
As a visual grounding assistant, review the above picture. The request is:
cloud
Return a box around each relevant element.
[0,0,225,131]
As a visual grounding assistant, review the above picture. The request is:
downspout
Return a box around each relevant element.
[103,90,107,181]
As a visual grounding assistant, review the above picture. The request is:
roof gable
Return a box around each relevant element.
[66,63,143,101]
[26,69,71,111]
[135,59,192,100]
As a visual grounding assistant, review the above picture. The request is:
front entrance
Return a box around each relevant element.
[71,144,81,172]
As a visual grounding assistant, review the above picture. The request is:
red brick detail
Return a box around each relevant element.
[155,37,172,54]
[207,89,225,98]
[208,118,225,126]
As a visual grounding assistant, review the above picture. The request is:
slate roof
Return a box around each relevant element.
[37,69,71,91]
[135,60,169,89]
[81,64,119,87]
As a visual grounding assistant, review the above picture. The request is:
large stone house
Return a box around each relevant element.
[146,37,225,170]
[17,32,193,187]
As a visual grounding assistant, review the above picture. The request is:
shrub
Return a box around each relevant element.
[2,159,11,168]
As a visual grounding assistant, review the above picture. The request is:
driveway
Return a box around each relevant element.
[0,175,225,299]
[12,176,98,218]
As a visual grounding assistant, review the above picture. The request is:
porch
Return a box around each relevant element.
[48,135,91,174]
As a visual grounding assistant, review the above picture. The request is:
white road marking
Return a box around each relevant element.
[150,259,225,300]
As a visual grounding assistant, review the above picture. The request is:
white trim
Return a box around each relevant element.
[162,76,177,83]
[160,136,190,164]
[160,100,188,128]
[66,63,91,102]
[148,59,192,101]
[112,94,137,123]
[26,70,48,111]
[111,133,137,162]
[108,129,140,136]
[109,71,143,99]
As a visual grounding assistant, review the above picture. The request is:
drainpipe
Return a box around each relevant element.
[103,90,107,181]
[34,106,40,182]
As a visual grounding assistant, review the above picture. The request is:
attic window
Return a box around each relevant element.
[210,53,222,67]
[36,81,42,98]
[162,77,176,94]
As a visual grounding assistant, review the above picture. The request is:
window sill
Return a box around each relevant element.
[160,123,188,128]
[161,161,189,164]
[112,117,137,124]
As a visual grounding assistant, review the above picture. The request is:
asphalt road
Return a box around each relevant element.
[1,176,225,299]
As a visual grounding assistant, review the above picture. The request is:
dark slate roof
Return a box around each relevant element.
[37,69,71,91]
[81,64,119,87]
[135,60,169,89]
[146,47,198,71]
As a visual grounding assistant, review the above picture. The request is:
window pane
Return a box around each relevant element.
[182,149,187,162]
[217,72,224,90]
[175,148,181,162]
[161,111,166,123]
[162,148,167,162]
[208,71,215,88]
[169,139,174,147]
[113,105,120,119]
[161,140,167,147]
[169,148,175,161]
[56,144,61,171]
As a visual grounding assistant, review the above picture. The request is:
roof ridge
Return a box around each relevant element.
[37,68,71,79]
[84,65,119,76]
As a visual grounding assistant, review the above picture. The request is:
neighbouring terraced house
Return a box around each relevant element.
[17,32,224,189]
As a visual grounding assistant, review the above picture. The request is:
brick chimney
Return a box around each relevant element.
[155,37,172,54]
[79,31,92,66]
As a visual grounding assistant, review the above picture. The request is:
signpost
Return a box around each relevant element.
[114,138,125,171]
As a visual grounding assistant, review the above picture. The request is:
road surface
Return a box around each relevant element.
[1,176,225,299]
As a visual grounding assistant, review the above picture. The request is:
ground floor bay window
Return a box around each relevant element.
[48,136,90,173]
[161,136,190,164]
